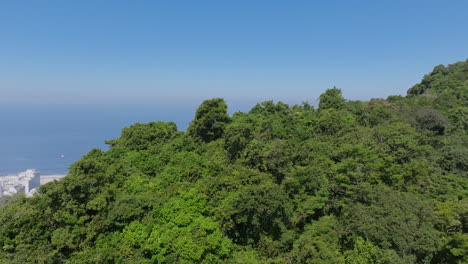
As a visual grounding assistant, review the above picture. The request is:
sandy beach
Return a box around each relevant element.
[40,174,66,185]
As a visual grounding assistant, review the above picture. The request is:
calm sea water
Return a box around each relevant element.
[0,104,197,175]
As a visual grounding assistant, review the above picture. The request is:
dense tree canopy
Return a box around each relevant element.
[0,60,467,263]
[188,98,230,143]
[318,87,346,111]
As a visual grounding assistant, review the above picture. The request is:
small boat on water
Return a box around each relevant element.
[60,154,65,159]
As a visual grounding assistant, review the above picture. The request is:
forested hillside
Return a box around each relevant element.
[1,60,467,264]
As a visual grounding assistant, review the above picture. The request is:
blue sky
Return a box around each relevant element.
[1,0,467,105]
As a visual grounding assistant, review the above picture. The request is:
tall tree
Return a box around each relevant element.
[188,98,230,142]
[318,87,346,111]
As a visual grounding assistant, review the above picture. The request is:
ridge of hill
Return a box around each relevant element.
[0,61,467,264]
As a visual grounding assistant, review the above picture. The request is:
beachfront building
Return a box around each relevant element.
[0,169,41,197]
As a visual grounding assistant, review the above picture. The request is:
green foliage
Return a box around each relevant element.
[412,107,449,135]
[314,109,356,136]
[340,184,442,264]
[319,87,346,111]
[220,179,291,246]
[344,237,387,264]
[106,121,178,151]
[289,216,345,264]
[118,191,233,264]
[407,61,468,107]
[1,60,467,263]
[188,98,230,142]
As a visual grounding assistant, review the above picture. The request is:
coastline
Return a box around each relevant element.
[40,174,66,185]
[0,173,66,178]
[0,171,66,197]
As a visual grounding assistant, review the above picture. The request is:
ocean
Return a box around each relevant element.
[0,104,198,175]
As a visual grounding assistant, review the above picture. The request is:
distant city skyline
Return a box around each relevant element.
[1,1,468,104]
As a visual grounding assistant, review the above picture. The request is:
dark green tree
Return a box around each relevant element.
[188,98,230,142]
[318,87,346,111]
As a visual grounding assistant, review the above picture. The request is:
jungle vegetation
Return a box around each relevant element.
[0,60,467,263]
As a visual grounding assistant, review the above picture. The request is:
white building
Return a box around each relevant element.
[0,169,42,197]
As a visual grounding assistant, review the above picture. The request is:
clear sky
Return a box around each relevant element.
[1,0,467,105]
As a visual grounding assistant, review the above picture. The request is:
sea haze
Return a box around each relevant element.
[0,104,197,175]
